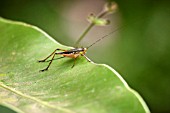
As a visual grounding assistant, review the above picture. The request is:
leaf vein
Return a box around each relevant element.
[0,82,75,113]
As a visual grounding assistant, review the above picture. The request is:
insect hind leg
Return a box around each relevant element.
[45,56,65,62]
[38,48,65,62]
[39,53,60,72]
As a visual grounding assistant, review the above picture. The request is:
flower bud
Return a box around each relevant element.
[104,2,118,14]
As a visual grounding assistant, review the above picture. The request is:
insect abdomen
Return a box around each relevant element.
[62,54,79,58]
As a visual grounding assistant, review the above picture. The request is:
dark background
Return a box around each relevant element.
[0,0,170,113]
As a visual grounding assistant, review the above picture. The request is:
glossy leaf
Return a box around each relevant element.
[0,18,149,113]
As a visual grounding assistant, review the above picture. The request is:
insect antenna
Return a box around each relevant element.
[87,25,124,49]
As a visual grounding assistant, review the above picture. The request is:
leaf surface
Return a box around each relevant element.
[0,18,149,113]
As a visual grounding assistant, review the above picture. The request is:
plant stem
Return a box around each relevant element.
[75,23,94,46]
[75,11,108,46]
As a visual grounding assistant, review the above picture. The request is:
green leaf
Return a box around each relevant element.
[0,17,150,113]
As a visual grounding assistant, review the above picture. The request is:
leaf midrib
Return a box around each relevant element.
[0,82,75,113]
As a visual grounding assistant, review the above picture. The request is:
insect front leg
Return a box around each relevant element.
[38,48,65,62]
[82,54,92,62]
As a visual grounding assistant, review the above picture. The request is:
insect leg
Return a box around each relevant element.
[39,53,59,72]
[44,56,65,62]
[82,54,92,62]
[38,48,65,62]
[71,58,77,68]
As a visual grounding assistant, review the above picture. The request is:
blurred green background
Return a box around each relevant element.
[0,0,169,113]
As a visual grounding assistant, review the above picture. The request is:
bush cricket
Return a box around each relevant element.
[38,26,122,72]
[38,2,119,72]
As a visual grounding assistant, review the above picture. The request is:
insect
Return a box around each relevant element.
[38,26,121,72]
[38,2,121,72]
[38,47,90,72]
